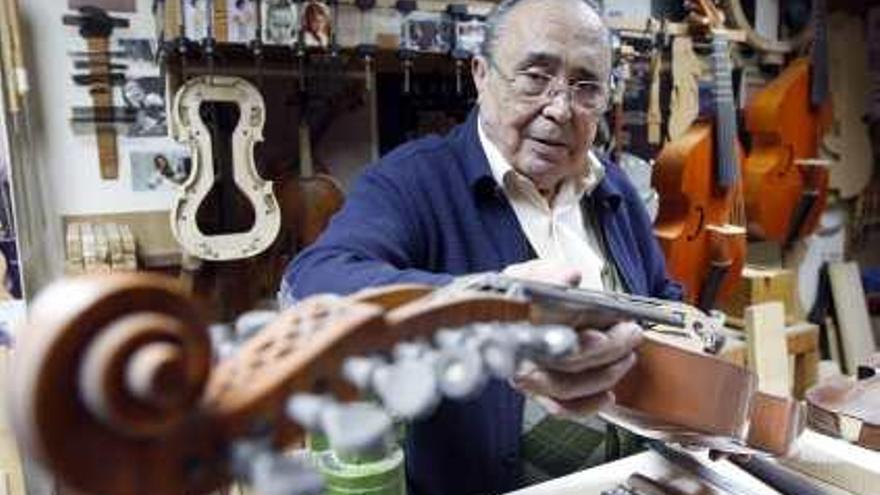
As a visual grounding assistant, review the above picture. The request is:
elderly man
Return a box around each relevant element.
[282,0,681,493]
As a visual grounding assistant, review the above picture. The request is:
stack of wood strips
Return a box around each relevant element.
[65,222,137,275]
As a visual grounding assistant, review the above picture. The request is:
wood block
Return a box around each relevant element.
[92,224,111,274]
[118,224,137,271]
[829,262,877,374]
[717,321,819,398]
[104,223,124,271]
[722,266,802,324]
[80,223,98,274]
[745,302,791,396]
[780,430,880,495]
[64,223,84,276]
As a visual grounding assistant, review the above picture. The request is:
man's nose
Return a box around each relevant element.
[542,86,573,123]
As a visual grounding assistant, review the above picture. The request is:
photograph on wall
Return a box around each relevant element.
[454,19,486,56]
[301,0,332,48]
[117,38,156,63]
[123,77,167,137]
[228,0,258,43]
[185,0,210,41]
[402,12,453,53]
[69,0,136,12]
[263,0,299,45]
[130,149,191,192]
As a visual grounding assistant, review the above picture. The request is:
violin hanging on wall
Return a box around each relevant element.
[741,0,832,248]
[652,0,747,310]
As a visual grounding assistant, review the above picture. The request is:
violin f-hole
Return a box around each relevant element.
[686,206,705,242]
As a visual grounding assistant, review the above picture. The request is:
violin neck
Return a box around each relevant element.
[710,35,740,190]
[810,0,830,108]
[299,120,314,178]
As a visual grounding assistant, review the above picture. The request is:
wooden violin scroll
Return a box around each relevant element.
[171,75,281,261]
[9,274,215,495]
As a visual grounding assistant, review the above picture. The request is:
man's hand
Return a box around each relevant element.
[502,259,582,287]
[513,321,643,416]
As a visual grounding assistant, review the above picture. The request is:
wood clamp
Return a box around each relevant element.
[63,6,130,180]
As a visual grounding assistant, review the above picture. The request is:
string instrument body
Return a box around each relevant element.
[291,121,344,247]
[653,121,747,307]
[743,57,831,244]
[653,4,747,310]
[170,75,281,261]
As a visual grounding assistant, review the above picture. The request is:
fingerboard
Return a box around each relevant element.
[810,0,829,108]
[710,35,739,189]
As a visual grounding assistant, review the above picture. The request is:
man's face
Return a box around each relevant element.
[473,0,611,193]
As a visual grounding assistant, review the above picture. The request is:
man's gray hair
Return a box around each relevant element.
[479,0,605,60]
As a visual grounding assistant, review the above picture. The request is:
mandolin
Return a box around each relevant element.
[8,274,802,495]
[652,0,747,310]
[741,0,832,248]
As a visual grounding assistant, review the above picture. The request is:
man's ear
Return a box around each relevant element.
[472,55,490,101]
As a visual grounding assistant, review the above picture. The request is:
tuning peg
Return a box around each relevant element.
[286,394,333,432]
[376,357,441,419]
[235,309,279,342]
[479,337,519,379]
[320,402,394,461]
[434,327,468,349]
[393,340,432,361]
[533,324,580,361]
[341,355,384,392]
[286,395,394,461]
[435,346,488,400]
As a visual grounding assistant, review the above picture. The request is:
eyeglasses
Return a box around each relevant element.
[488,58,609,113]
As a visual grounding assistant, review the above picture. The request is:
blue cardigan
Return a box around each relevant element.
[282,110,681,494]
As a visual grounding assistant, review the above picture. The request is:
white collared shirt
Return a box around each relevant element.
[478,118,611,291]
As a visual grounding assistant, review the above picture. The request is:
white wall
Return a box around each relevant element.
[23,0,179,215]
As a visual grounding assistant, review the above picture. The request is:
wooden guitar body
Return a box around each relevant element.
[653,121,747,307]
[170,75,281,261]
[743,58,831,243]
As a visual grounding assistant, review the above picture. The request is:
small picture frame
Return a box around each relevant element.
[130,149,191,192]
[228,0,258,43]
[454,18,486,56]
[122,77,167,138]
[184,0,209,41]
[263,0,299,45]
[301,0,332,48]
[401,12,453,53]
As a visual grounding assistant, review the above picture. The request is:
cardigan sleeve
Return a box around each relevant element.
[280,165,454,304]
